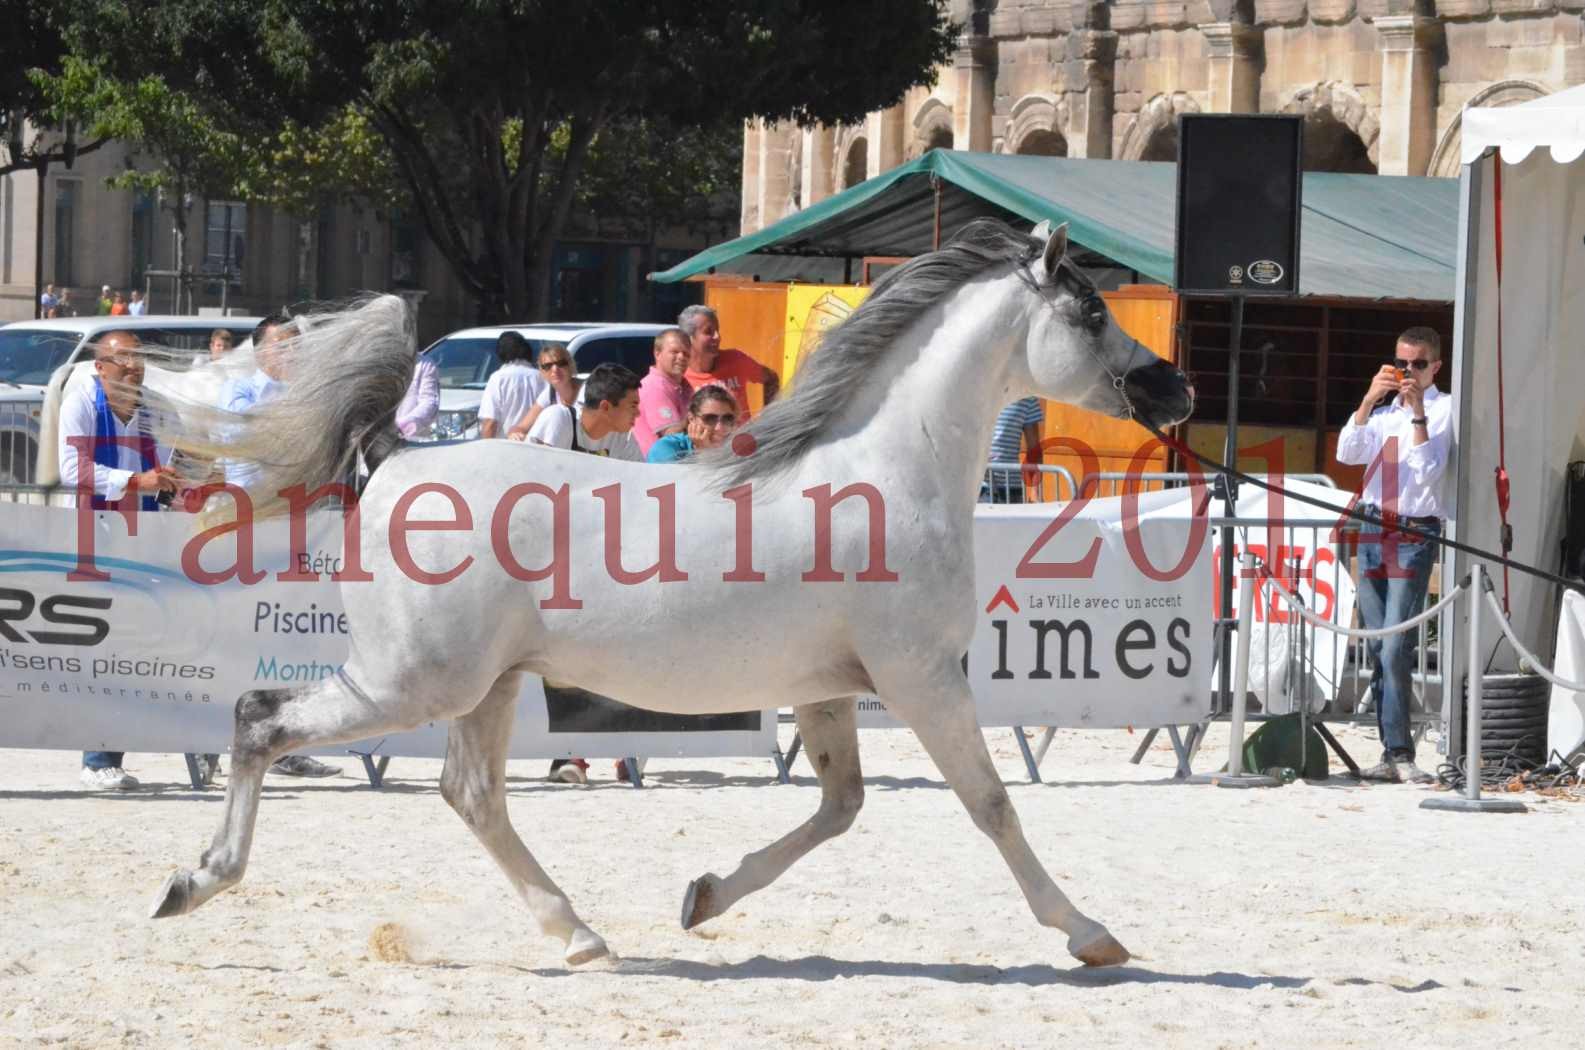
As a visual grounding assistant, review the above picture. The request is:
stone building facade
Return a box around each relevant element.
[1,136,707,341]
[740,0,1581,233]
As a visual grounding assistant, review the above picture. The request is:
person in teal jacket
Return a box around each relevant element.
[646,384,738,464]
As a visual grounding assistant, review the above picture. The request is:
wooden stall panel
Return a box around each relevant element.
[1035,286,1178,499]
[703,280,790,416]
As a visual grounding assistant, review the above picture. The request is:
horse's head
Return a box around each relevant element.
[1017,222,1194,432]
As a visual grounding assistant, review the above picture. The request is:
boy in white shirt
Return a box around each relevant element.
[522,363,643,783]
[524,363,642,460]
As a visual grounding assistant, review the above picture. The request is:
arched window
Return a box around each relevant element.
[1280,83,1380,174]
[1015,129,1068,157]
[1302,113,1375,173]
[1139,125,1179,163]
[843,137,870,188]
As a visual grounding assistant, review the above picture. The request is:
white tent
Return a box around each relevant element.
[1445,85,1585,746]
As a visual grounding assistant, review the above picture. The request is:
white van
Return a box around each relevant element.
[0,315,260,484]
[420,323,669,439]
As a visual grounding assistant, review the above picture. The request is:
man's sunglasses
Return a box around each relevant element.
[696,412,736,426]
[539,359,571,370]
[1395,358,1432,371]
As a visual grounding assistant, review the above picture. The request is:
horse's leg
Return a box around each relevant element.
[149,674,434,919]
[879,659,1129,967]
[682,697,862,929]
[440,672,608,966]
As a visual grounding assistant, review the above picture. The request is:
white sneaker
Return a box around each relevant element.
[80,766,140,791]
[552,763,588,785]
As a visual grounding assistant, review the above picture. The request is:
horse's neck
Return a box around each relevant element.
[829,275,1028,506]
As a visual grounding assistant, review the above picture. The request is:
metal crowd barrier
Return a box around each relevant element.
[1256,556,1581,811]
[1,402,41,486]
[0,484,67,507]
[1079,470,1339,498]
[982,462,1078,503]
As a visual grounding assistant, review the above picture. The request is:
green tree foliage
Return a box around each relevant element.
[33,58,247,270]
[574,117,744,246]
[0,2,110,177]
[60,0,958,318]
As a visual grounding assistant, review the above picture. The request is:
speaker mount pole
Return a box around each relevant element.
[1218,293,1244,722]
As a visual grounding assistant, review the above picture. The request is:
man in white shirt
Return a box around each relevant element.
[525,362,643,460]
[56,331,179,791]
[58,331,178,511]
[1335,326,1452,785]
[478,331,550,438]
[127,290,147,316]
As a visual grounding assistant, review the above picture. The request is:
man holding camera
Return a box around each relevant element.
[57,330,179,790]
[1335,326,1452,785]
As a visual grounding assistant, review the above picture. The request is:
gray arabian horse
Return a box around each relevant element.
[150,220,1194,969]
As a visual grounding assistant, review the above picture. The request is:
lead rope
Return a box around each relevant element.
[1493,157,1514,616]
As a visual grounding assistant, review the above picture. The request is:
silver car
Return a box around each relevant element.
[421,323,670,440]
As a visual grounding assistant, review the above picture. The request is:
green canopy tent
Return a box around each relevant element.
[651,150,1457,303]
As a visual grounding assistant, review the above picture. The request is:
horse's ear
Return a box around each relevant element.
[1040,222,1070,281]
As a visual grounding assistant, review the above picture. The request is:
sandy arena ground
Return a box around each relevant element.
[0,723,1580,1049]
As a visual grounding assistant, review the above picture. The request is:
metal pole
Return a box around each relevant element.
[931,174,942,251]
[1227,551,1257,775]
[33,159,47,320]
[1464,563,1484,801]
[1217,296,1245,719]
[1421,563,1525,812]
[1196,550,1282,788]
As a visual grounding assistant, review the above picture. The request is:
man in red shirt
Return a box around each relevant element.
[678,305,779,422]
[632,328,693,457]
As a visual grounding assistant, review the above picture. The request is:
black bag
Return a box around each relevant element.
[1564,461,1585,579]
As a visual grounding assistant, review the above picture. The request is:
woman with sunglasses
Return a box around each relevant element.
[646,384,738,464]
[506,345,579,441]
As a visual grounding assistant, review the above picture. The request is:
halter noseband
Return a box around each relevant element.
[1026,251,1139,421]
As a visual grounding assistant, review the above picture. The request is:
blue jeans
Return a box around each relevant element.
[979,471,1026,505]
[1355,521,1439,761]
[83,751,125,770]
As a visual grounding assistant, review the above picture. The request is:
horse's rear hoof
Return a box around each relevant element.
[149,870,195,919]
[680,874,721,930]
[1069,928,1131,968]
[565,929,609,966]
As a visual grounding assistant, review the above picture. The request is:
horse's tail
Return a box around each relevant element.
[153,294,416,519]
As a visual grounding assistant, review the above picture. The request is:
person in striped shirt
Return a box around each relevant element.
[982,397,1045,504]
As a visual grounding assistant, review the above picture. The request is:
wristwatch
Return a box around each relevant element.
[1411,417,1428,426]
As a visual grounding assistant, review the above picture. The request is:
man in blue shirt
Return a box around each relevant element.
[215,314,342,780]
[218,315,293,490]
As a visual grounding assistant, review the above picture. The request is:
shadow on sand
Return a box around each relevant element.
[518,953,1328,991]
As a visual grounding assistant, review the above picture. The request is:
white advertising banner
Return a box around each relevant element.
[3,485,1338,749]
[1213,480,1359,714]
[0,504,776,760]
[859,489,1215,729]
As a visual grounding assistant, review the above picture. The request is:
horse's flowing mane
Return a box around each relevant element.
[708,219,1040,486]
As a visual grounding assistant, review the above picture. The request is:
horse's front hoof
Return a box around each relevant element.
[680,874,722,930]
[149,870,195,919]
[565,928,609,966]
[1069,927,1131,968]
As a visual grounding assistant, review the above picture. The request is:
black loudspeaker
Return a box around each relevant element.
[1174,114,1304,296]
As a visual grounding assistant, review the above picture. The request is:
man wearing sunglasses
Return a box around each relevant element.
[1336,326,1451,785]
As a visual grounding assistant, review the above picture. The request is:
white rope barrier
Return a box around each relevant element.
[1479,581,1585,693]
[1259,566,1468,640]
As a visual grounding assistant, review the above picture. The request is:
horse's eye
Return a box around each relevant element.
[1082,297,1107,332]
